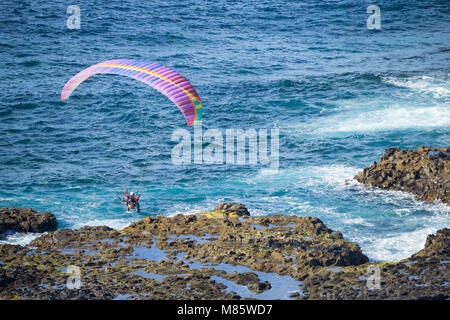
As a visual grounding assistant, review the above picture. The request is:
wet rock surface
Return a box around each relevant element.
[354,147,449,205]
[0,207,57,235]
[0,208,448,300]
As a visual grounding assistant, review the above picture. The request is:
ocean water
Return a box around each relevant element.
[0,0,449,261]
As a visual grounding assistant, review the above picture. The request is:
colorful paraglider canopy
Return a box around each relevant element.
[61,59,202,126]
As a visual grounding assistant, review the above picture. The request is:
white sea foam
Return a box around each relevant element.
[71,218,136,231]
[284,75,449,135]
[358,226,441,262]
[326,180,448,260]
[383,75,450,99]
[302,165,359,188]
[168,202,217,216]
[342,217,375,227]
[0,232,44,246]
[316,105,450,133]
[253,164,358,186]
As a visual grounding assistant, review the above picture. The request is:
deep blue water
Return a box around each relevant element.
[0,0,449,260]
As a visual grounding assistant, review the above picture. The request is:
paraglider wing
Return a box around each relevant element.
[61,59,202,126]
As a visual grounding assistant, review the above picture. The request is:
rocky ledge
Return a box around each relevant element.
[0,204,448,300]
[355,147,449,205]
[0,207,57,235]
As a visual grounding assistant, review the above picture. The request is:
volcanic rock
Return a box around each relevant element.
[354,147,449,205]
[0,207,57,235]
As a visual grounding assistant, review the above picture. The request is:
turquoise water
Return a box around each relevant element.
[0,0,449,260]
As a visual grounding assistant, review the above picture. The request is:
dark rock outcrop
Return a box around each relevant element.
[410,228,450,259]
[214,203,250,216]
[0,207,57,235]
[354,147,449,205]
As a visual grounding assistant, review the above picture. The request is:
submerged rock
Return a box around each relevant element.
[0,207,57,235]
[354,147,449,205]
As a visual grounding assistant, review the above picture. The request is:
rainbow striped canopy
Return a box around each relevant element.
[61,59,202,126]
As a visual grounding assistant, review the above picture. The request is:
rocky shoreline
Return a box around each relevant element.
[0,203,448,300]
[1,147,449,300]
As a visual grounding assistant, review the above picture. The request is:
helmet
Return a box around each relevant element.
[130,192,134,196]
